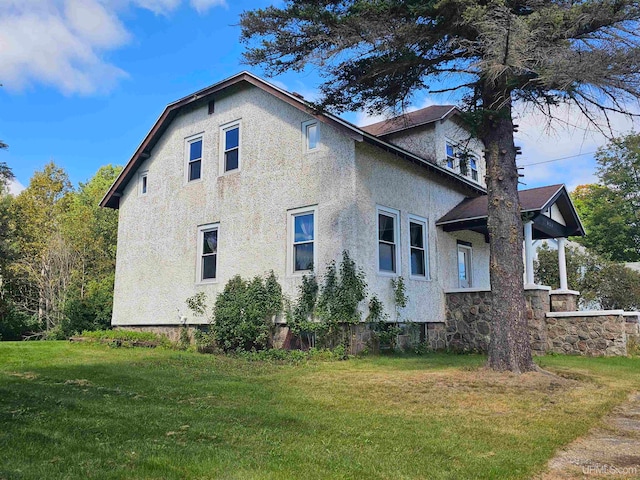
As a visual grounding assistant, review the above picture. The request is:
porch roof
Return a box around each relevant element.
[436,184,585,240]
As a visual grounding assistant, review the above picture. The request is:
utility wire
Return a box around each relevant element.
[518,151,597,167]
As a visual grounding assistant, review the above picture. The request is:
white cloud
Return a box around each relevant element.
[0,0,226,95]
[8,178,25,196]
[190,0,227,14]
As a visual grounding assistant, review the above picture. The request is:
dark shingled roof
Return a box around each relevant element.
[437,185,565,224]
[361,105,457,136]
[436,184,585,239]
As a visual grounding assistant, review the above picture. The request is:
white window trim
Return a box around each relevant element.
[219,120,242,175]
[376,205,401,277]
[184,133,204,184]
[457,243,473,288]
[196,223,219,284]
[302,119,320,153]
[408,214,430,281]
[138,170,148,197]
[287,205,318,276]
[445,140,458,171]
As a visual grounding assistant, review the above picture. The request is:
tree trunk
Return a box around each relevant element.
[479,86,536,373]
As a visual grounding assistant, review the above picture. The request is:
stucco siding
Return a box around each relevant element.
[352,142,490,324]
[383,117,486,188]
[113,85,357,326]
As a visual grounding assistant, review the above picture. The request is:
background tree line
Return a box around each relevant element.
[0,161,121,340]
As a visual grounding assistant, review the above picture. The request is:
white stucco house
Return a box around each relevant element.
[101,71,584,340]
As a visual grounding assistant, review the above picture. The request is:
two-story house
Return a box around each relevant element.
[100,71,584,343]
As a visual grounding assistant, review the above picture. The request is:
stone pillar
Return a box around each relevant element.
[524,220,535,286]
[549,291,580,312]
[558,237,568,291]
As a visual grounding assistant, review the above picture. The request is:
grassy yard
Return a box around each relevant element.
[1,343,639,479]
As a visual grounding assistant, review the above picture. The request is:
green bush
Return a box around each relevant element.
[60,276,114,338]
[0,299,37,341]
[213,272,282,352]
[81,329,171,346]
[535,244,640,310]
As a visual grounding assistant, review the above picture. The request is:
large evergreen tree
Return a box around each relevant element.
[240,0,640,372]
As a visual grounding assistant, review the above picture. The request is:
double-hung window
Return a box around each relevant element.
[187,136,202,182]
[197,224,219,282]
[409,215,428,278]
[289,207,316,273]
[470,156,479,181]
[221,122,240,172]
[445,142,457,169]
[377,206,400,275]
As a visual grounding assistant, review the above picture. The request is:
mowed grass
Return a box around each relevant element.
[1,343,639,479]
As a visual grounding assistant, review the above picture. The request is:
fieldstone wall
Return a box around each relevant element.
[550,292,579,312]
[444,288,549,354]
[546,313,627,356]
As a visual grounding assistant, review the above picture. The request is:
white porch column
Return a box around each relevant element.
[558,237,568,291]
[524,220,535,286]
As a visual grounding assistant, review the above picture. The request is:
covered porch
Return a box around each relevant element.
[436,184,585,294]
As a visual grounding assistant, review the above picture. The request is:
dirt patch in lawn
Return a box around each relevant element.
[539,392,640,479]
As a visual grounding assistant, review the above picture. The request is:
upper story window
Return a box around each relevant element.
[289,206,317,274]
[446,142,456,169]
[302,120,319,152]
[409,215,428,279]
[445,141,480,183]
[186,136,202,182]
[197,223,219,282]
[139,171,148,196]
[470,156,479,181]
[221,122,240,173]
[377,206,400,275]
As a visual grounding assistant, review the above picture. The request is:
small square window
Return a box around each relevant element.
[187,137,202,182]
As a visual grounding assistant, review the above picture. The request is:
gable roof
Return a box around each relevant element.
[360,105,458,136]
[436,184,585,239]
[100,72,485,209]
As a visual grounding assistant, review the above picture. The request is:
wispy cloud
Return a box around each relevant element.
[0,0,227,95]
[514,103,640,190]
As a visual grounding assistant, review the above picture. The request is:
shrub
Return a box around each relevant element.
[535,244,640,310]
[79,329,170,347]
[213,272,282,352]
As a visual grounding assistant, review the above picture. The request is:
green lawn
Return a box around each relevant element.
[1,342,639,479]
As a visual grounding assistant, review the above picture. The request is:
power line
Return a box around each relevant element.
[518,151,597,167]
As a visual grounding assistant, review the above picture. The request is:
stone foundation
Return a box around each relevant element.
[444,288,549,354]
[546,312,627,356]
[444,289,638,356]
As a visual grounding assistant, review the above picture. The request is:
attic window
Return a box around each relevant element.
[302,120,319,151]
[139,171,148,196]
[446,142,456,169]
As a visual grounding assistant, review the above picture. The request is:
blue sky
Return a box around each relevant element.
[1,0,637,194]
